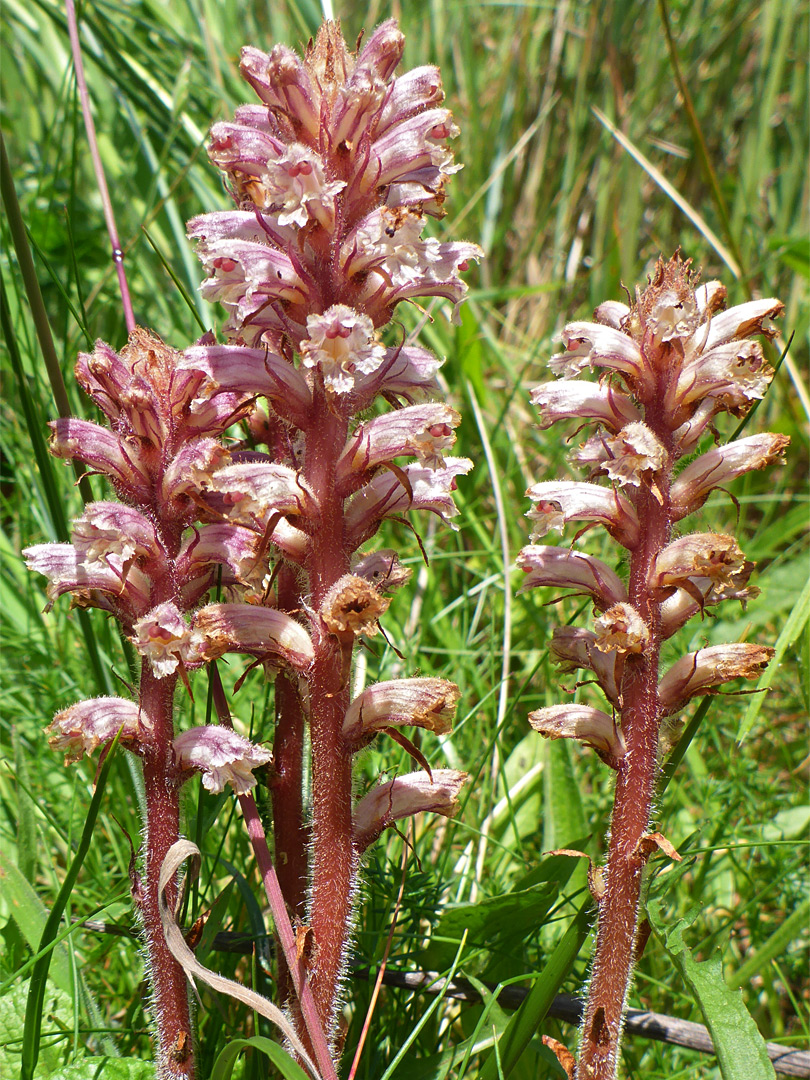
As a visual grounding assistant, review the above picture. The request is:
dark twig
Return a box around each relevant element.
[76,922,807,1077]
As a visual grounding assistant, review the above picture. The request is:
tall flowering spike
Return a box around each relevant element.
[179,20,477,1055]
[25,327,285,1080]
[518,254,786,1080]
[188,18,481,351]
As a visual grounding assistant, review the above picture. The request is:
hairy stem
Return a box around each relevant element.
[303,390,355,1035]
[139,667,194,1080]
[576,426,672,1080]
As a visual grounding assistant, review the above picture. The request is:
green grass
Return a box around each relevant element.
[2,1,808,1077]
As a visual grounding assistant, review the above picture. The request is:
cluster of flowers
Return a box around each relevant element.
[26,19,480,1071]
[518,254,786,1079]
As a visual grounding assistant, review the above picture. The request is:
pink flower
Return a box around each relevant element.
[527,704,626,770]
[353,769,467,852]
[173,726,273,794]
[46,697,143,764]
[343,678,460,743]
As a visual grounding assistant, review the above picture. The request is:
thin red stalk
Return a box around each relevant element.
[303,390,355,1034]
[138,668,195,1080]
[65,0,135,332]
[576,407,673,1080]
[238,793,339,1080]
[207,664,336,1079]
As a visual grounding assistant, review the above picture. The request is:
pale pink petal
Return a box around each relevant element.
[343,677,460,742]
[516,545,627,609]
[353,769,467,852]
[46,697,142,764]
[173,726,272,794]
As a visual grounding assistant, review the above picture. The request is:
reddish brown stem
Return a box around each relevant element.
[138,667,195,1080]
[576,430,673,1080]
[303,390,355,1036]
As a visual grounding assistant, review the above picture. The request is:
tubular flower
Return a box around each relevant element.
[352,769,468,853]
[173,726,273,793]
[46,697,143,765]
[166,18,478,1054]
[189,18,481,350]
[518,254,786,1080]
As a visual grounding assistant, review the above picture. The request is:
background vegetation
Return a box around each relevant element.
[1,1,807,1077]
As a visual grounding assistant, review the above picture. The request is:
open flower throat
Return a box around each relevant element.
[521,254,786,1080]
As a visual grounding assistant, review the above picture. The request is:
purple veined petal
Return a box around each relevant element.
[683,297,784,358]
[353,18,405,83]
[207,120,287,181]
[330,66,389,149]
[549,626,621,708]
[210,461,317,528]
[527,704,626,769]
[173,726,273,794]
[376,66,444,136]
[672,338,774,418]
[352,549,413,594]
[529,380,640,431]
[516,544,627,609]
[572,422,668,494]
[670,433,789,521]
[187,209,297,249]
[351,344,442,409]
[71,502,160,569]
[46,696,143,764]
[658,643,774,714]
[343,677,460,743]
[526,480,640,549]
[75,341,131,422]
[345,457,473,548]
[592,300,631,329]
[337,403,461,486]
[160,438,232,510]
[193,602,314,670]
[364,108,459,192]
[181,343,312,427]
[239,44,321,139]
[49,419,150,500]
[23,541,152,616]
[132,603,205,678]
[648,533,749,595]
[660,575,759,640]
[353,769,467,853]
[551,322,645,385]
[178,523,267,586]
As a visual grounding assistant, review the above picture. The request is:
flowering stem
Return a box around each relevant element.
[575,415,672,1079]
[303,391,355,1033]
[271,567,309,924]
[139,667,194,1080]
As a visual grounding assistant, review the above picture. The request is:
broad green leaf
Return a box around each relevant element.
[0,849,74,996]
[648,898,776,1080]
